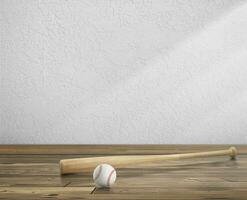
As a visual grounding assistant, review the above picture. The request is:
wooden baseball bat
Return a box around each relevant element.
[59,146,237,174]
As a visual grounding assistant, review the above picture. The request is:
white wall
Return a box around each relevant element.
[1,0,247,144]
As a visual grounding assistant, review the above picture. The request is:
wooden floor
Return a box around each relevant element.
[0,145,247,199]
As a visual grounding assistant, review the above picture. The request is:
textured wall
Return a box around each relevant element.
[1,0,247,144]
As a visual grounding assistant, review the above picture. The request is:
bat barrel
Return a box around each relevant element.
[59,146,237,175]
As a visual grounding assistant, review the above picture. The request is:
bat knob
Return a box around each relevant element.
[59,160,66,175]
[229,146,237,160]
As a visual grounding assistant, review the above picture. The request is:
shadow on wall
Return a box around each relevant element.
[60,0,245,100]
[60,1,247,144]
[1,0,247,143]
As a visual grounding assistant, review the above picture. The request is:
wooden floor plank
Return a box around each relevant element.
[0,144,246,154]
[1,187,247,200]
[0,145,246,199]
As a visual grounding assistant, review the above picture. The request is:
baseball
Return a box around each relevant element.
[93,164,117,188]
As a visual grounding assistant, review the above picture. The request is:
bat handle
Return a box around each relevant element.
[179,146,237,160]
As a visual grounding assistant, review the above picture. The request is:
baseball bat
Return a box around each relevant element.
[59,146,237,174]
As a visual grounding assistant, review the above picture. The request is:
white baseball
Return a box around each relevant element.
[93,164,117,188]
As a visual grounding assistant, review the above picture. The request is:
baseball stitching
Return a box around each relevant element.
[107,169,116,186]
[94,165,102,180]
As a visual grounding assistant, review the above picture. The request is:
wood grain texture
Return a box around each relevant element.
[0,145,247,199]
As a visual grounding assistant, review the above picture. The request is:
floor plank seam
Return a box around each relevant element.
[63,182,71,187]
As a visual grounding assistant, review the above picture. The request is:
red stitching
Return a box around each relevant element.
[107,169,115,187]
[94,165,102,180]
